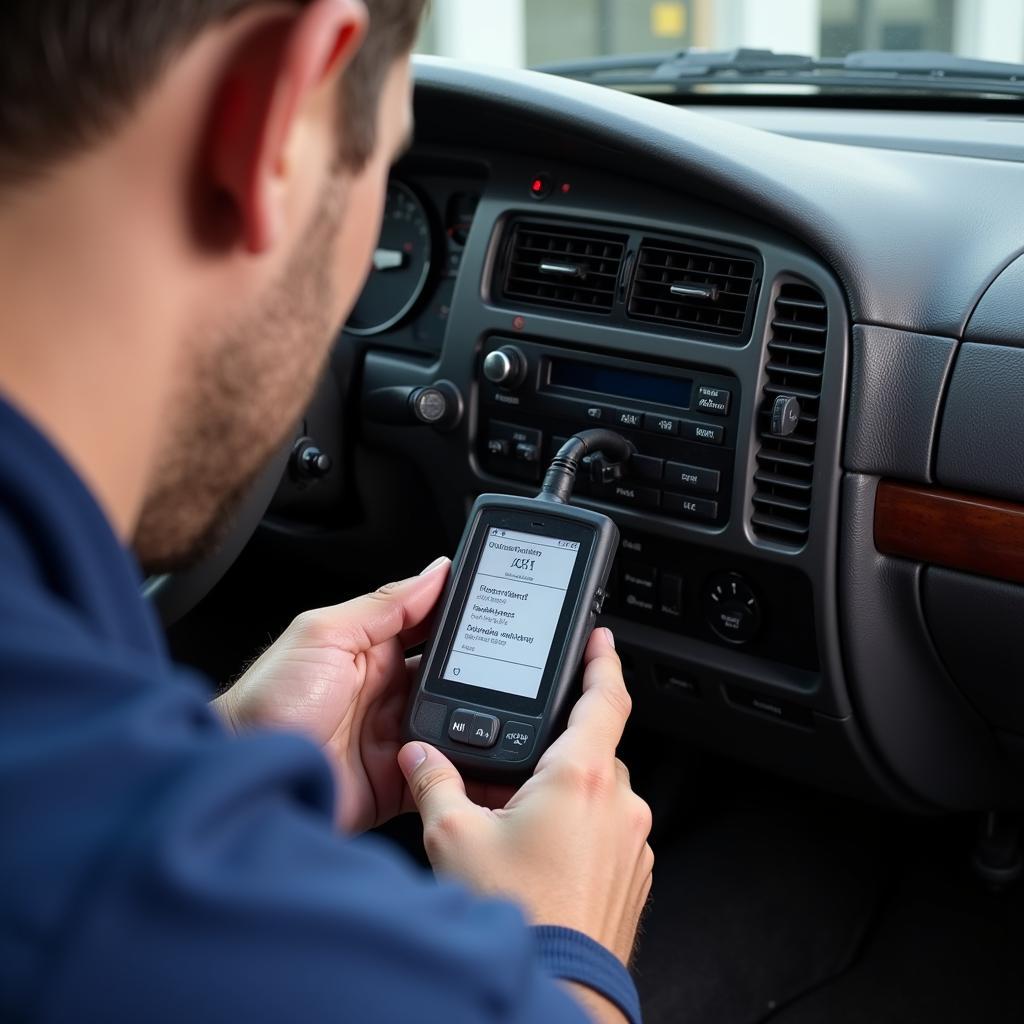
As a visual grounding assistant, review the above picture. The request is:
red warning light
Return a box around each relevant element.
[531,178,545,193]
[560,183,572,194]
[529,174,551,199]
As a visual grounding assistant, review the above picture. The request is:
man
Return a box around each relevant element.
[0,2,653,1022]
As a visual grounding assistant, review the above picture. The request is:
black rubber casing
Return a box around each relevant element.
[405,493,619,780]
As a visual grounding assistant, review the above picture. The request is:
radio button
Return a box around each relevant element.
[664,462,720,495]
[599,482,660,509]
[514,442,540,464]
[644,413,680,436]
[614,409,644,431]
[696,386,732,417]
[629,454,664,482]
[486,423,542,481]
[664,493,719,522]
[490,421,541,447]
[681,420,725,446]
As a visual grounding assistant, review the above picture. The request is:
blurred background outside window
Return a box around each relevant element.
[415,0,1024,70]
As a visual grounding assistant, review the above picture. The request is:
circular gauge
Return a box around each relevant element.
[346,181,433,336]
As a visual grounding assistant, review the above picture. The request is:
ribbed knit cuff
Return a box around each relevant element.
[531,925,642,1024]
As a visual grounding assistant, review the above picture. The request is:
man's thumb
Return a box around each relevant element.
[398,742,469,820]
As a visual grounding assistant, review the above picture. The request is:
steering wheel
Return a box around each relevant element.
[142,440,292,627]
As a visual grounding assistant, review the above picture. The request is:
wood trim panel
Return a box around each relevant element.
[875,480,1024,585]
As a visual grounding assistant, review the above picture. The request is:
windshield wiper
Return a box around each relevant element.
[536,48,1024,98]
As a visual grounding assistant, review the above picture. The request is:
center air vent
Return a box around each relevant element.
[751,281,829,547]
[501,221,626,314]
[627,239,758,338]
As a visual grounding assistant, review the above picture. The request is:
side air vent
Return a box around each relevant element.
[751,281,829,547]
[627,238,758,338]
[501,221,626,313]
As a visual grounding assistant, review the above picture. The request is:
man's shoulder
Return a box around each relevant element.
[0,555,210,733]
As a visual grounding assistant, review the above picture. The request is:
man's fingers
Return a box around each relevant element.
[398,741,473,827]
[395,559,451,648]
[555,628,632,759]
[294,557,450,654]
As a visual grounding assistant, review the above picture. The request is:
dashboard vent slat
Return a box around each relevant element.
[626,239,758,338]
[501,221,626,314]
[751,281,829,548]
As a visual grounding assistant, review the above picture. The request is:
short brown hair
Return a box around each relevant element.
[0,1,424,186]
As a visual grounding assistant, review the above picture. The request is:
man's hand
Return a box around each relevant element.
[397,628,654,967]
[214,557,450,834]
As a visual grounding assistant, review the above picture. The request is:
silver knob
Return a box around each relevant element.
[483,346,526,389]
[411,387,448,425]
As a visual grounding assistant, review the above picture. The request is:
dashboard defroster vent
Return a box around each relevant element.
[627,239,757,337]
[751,282,828,547]
[501,221,626,313]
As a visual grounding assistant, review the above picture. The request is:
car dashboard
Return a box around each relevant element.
[267,57,1024,814]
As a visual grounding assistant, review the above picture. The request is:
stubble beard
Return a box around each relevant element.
[134,183,344,575]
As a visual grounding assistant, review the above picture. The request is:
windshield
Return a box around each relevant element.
[415,0,1024,84]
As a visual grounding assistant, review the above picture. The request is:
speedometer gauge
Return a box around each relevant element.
[346,182,433,336]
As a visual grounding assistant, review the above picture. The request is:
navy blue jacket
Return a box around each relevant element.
[0,396,594,1023]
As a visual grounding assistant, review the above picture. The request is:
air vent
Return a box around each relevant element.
[627,238,758,337]
[751,282,828,547]
[501,221,626,313]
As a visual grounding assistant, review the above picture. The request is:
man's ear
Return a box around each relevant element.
[206,0,368,254]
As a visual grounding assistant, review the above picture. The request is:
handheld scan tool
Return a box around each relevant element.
[406,430,632,780]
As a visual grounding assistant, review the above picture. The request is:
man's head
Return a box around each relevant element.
[0,1,424,571]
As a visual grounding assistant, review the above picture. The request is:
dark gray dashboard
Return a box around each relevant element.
[410,58,1024,338]
[276,58,1024,813]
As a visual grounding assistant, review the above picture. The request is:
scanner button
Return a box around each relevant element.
[500,721,536,755]
[468,713,500,748]
[447,708,477,745]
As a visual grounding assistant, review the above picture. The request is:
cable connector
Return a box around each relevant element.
[537,429,636,504]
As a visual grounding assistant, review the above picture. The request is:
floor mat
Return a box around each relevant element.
[634,770,887,1024]
[633,763,1024,1024]
[767,825,1024,1024]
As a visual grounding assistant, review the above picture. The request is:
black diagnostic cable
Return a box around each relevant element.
[538,429,636,504]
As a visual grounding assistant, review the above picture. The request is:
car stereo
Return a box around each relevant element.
[478,338,739,528]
